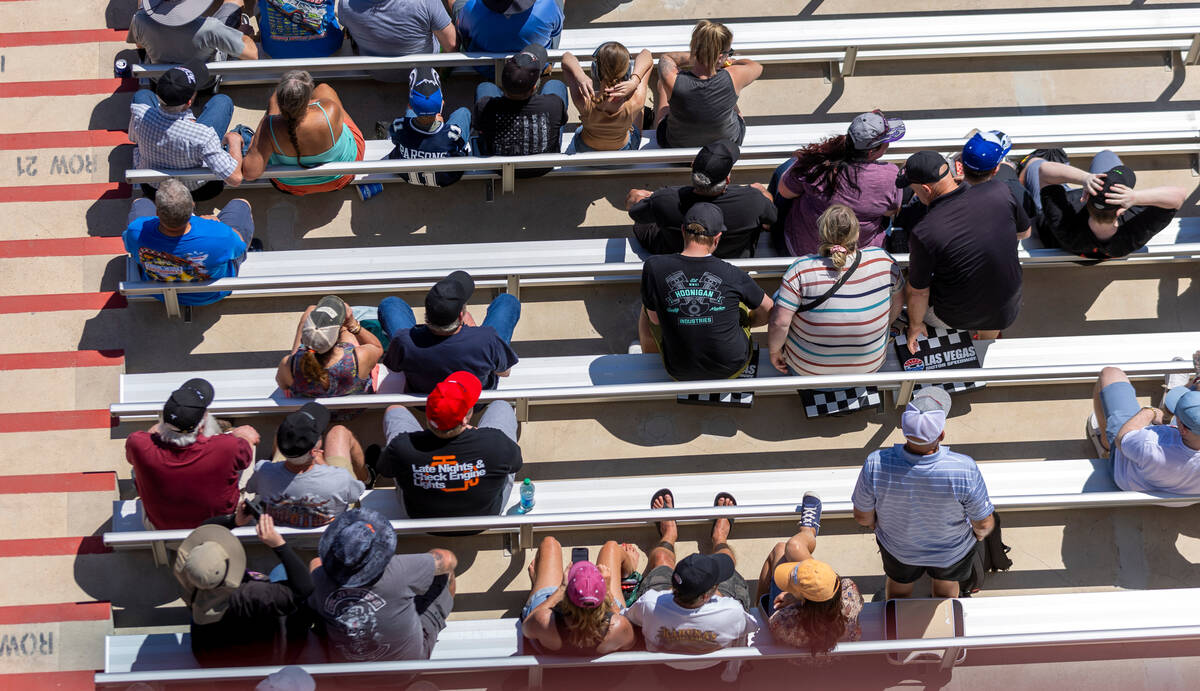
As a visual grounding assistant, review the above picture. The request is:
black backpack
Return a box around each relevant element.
[959,512,1013,597]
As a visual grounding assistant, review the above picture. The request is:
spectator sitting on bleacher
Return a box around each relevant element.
[768,110,905,257]
[522,537,638,654]
[339,0,456,82]
[377,371,523,520]
[626,489,758,674]
[473,43,568,178]
[308,509,458,663]
[175,517,314,667]
[454,0,564,53]
[767,204,904,376]
[127,378,259,529]
[626,139,777,258]
[129,60,243,203]
[758,493,864,660]
[1089,365,1200,495]
[385,67,472,187]
[636,203,774,381]
[258,0,344,60]
[852,387,995,599]
[899,150,1030,350]
[127,0,257,88]
[246,402,369,528]
[959,130,1039,226]
[561,43,652,153]
[378,271,519,394]
[276,296,383,398]
[653,20,762,148]
[124,178,256,307]
[1021,150,1186,261]
[241,71,367,195]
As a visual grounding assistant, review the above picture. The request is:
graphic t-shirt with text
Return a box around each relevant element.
[625,589,759,670]
[245,461,365,528]
[377,427,523,518]
[123,214,247,305]
[641,254,766,381]
[388,116,471,187]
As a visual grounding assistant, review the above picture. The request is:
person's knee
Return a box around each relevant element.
[600,540,619,552]
[324,424,355,454]
[231,198,251,211]
[538,535,561,552]
[770,541,786,560]
[1100,366,1129,385]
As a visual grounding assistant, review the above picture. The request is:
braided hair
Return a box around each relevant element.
[275,70,318,169]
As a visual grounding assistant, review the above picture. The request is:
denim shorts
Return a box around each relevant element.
[1100,381,1141,456]
[521,585,559,620]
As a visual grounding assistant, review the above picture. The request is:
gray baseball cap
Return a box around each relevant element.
[848,110,906,150]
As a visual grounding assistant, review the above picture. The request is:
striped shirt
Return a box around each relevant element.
[852,444,994,568]
[774,247,903,375]
[129,103,238,191]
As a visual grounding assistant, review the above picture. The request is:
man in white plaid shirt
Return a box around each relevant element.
[130,59,245,202]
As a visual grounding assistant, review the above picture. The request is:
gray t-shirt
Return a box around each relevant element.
[339,0,451,56]
[246,460,365,529]
[308,554,436,661]
[127,10,245,71]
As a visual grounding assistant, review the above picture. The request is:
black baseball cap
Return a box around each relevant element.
[276,402,331,458]
[682,202,726,236]
[672,553,735,600]
[425,270,475,327]
[162,378,214,432]
[156,59,210,107]
[1090,165,1137,211]
[482,0,535,14]
[895,150,950,188]
[501,44,547,95]
[692,139,739,182]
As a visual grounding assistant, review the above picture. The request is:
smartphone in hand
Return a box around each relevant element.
[571,547,589,563]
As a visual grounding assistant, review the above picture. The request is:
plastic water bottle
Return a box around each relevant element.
[516,478,535,514]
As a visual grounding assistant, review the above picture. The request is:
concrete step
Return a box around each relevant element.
[0,601,110,674]
[0,473,116,540]
[0,38,129,83]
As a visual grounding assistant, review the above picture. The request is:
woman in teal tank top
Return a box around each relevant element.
[242,70,365,195]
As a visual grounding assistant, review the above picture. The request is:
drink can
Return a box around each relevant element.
[114,58,131,78]
[357,182,384,201]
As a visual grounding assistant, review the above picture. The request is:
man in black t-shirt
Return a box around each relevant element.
[1021,151,1185,261]
[378,270,520,394]
[378,371,523,520]
[626,140,777,259]
[898,151,1030,352]
[638,203,773,381]
[473,43,568,178]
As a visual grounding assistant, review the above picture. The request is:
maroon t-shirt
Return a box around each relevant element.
[125,431,253,529]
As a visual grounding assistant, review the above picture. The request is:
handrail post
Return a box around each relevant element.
[151,540,168,567]
[1187,33,1200,65]
[516,398,529,423]
[506,274,521,299]
[519,524,534,552]
[842,46,859,77]
[895,379,916,408]
[163,288,182,319]
[501,163,516,194]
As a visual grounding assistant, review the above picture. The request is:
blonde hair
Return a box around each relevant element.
[556,594,615,650]
[816,204,860,270]
[275,70,317,167]
[690,20,733,74]
[590,42,631,105]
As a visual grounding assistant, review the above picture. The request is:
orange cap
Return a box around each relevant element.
[773,559,838,602]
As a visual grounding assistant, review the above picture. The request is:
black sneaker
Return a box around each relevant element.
[798,491,822,535]
[374,120,391,141]
[364,444,381,489]
[248,238,264,252]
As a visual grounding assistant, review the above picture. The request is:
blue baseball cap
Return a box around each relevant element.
[961,130,1012,173]
[408,67,443,117]
[1165,387,1200,433]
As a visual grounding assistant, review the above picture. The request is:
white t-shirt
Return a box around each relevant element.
[624,590,759,670]
[1114,425,1200,494]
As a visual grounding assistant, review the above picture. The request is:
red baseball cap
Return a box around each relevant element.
[426,371,482,431]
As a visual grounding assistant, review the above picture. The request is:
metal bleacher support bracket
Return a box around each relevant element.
[1188,33,1200,65]
[842,46,859,77]
[895,379,916,409]
[506,274,521,299]
[515,398,530,424]
[162,288,182,320]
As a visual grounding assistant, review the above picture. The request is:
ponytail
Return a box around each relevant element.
[298,348,330,389]
[816,204,860,270]
[590,42,631,105]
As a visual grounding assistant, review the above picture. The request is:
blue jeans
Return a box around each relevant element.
[378,292,521,343]
[1023,149,1122,214]
[133,89,234,138]
[568,124,641,153]
[767,158,797,255]
[472,80,568,157]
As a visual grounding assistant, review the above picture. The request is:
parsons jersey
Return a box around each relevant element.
[387,117,471,187]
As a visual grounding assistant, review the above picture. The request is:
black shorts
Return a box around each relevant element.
[878,540,976,584]
[655,115,747,149]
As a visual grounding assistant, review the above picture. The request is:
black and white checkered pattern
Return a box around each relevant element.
[895,326,986,396]
[920,329,968,351]
[676,346,759,408]
[801,386,883,418]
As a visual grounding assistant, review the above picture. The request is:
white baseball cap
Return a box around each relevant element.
[901,387,952,444]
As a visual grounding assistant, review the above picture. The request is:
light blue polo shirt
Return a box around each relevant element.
[852,444,994,568]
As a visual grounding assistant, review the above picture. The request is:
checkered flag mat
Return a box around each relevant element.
[894,326,986,396]
[801,386,883,418]
[677,346,759,408]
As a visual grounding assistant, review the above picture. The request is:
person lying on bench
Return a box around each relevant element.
[521,536,638,654]
[627,139,776,259]
[1022,151,1186,261]
[758,493,864,661]
[636,203,773,381]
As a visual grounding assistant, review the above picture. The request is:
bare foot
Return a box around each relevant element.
[620,542,640,576]
[527,561,537,584]
[652,491,678,543]
[712,494,734,545]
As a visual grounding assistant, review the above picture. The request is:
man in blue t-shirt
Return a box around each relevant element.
[122,178,255,306]
[377,270,520,394]
[852,387,995,599]
[453,0,563,53]
[387,67,471,187]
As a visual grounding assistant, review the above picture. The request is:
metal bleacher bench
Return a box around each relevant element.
[123,110,1200,195]
[95,588,1200,687]
[128,8,1200,85]
[121,217,1200,318]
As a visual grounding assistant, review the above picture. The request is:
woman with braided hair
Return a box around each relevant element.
[242,70,365,195]
[561,42,652,152]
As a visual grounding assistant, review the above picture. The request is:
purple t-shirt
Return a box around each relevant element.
[780,160,902,256]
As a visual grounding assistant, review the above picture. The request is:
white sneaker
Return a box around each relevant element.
[1086,412,1108,458]
[1165,356,1189,391]
[628,342,643,354]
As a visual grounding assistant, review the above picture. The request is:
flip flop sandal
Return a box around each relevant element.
[651,488,675,537]
[713,491,737,528]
